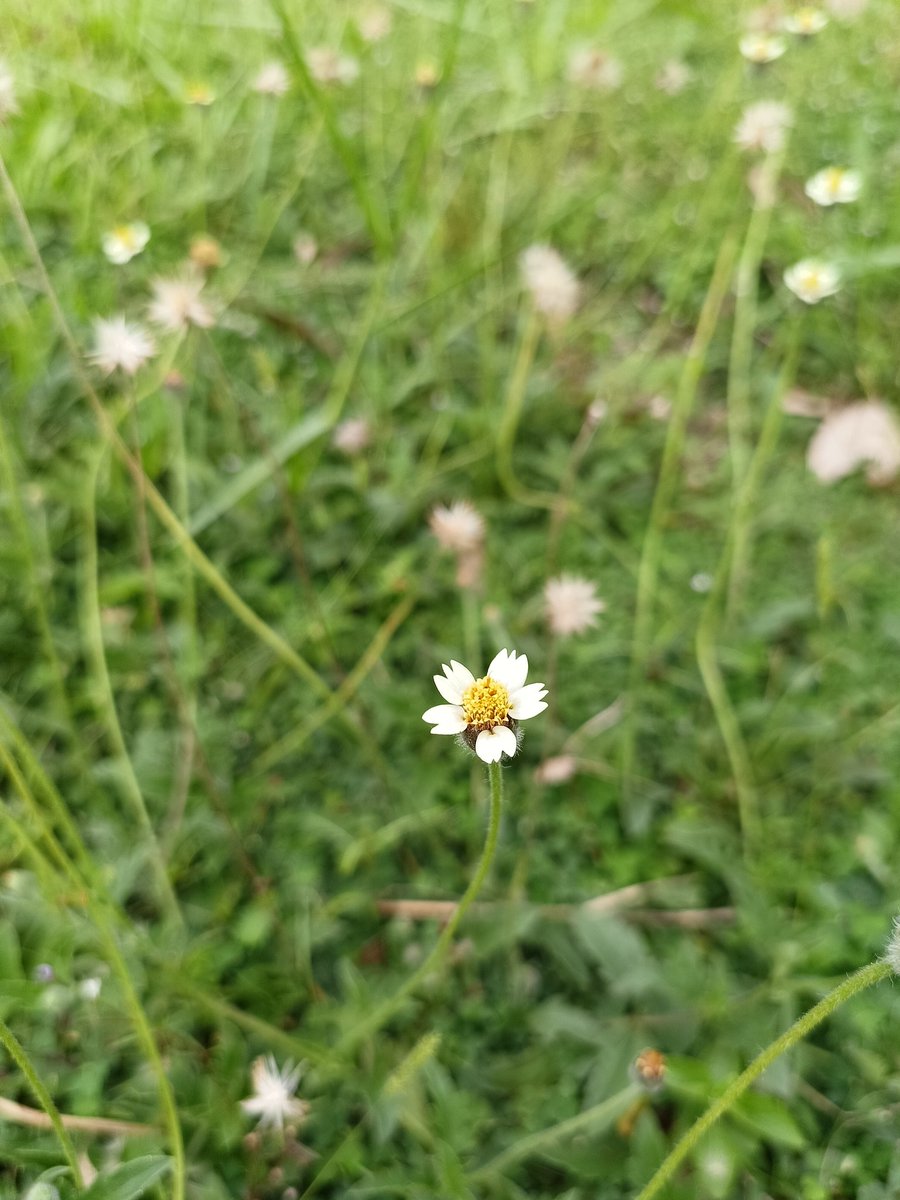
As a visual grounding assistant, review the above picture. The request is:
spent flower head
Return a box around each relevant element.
[544,575,605,637]
[739,32,787,61]
[148,273,215,331]
[429,500,484,554]
[520,245,579,325]
[423,649,548,763]
[240,1056,310,1132]
[332,417,371,456]
[102,222,150,265]
[805,166,861,206]
[308,48,359,86]
[734,100,792,153]
[783,259,841,304]
[655,59,693,95]
[358,6,393,42]
[89,317,156,376]
[567,46,623,91]
[253,61,290,96]
[631,1048,667,1093]
[807,399,900,486]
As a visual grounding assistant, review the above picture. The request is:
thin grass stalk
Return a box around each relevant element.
[496,306,558,509]
[633,961,891,1200]
[0,1016,85,1189]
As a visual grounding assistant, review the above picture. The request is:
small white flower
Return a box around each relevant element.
[784,6,829,33]
[357,6,393,42]
[423,650,548,764]
[807,399,900,485]
[332,417,371,456]
[544,576,605,637]
[739,33,787,62]
[690,572,713,593]
[148,274,215,331]
[655,59,693,95]
[783,259,841,304]
[534,755,578,785]
[567,46,623,91]
[293,233,318,265]
[240,1056,310,1132]
[0,61,19,121]
[429,501,484,554]
[825,0,867,18]
[734,100,792,153]
[520,245,579,325]
[804,166,861,206]
[307,48,359,86]
[78,977,102,1001]
[101,222,150,265]
[253,61,290,96]
[89,317,156,376]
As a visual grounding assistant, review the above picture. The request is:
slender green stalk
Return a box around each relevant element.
[497,307,558,509]
[0,1015,85,1189]
[620,227,740,811]
[470,1083,640,1183]
[0,739,84,891]
[634,961,891,1200]
[337,760,505,1055]
[81,449,182,926]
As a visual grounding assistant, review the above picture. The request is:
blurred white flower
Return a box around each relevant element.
[807,399,900,485]
[648,394,672,421]
[79,977,102,1001]
[690,572,713,593]
[739,33,787,62]
[293,232,318,265]
[805,166,861,206]
[0,61,19,121]
[184,81,215,106]
[253,61,290,96]
[308,48,359,86]
[358,6,393,42]
[825,0,867,18]
[544,575,605,637]
[534,755,578,785]
[148,274,214,331]
[241,1056,309,1131]
[520,245,579,325]
[89,317,156,376]
[332,417,371,455]
[783,259,841,304]
[429,500,484,554]
[734,100,792,153]
[567,46,623,91]
[423,649,548,763]
[784,6,828,33]
[102,222,150,265]
[655,59,693,95]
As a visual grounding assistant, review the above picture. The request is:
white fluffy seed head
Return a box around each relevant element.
[544,575,605,637]
[429,501,485,554]
[519,245,579,325]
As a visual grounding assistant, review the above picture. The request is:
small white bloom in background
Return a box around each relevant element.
[805,166,861,206]
[429,500,484,555]
[253,61,290,96]
[783,259,841,304]
[423,649,548,764]
[655,59,693,95]
[89,317,157,376]
[782,387,829,418]
[534,754,578,785]
[648,394,672,421]
[184,81,215,106]
[690,572,713,593]
[567,46,623,91]
[101,222,151,265]
[148,274,215,331]
[784,6,829,33]
[825,0,867,18]
[240,1056,310,1131]
[807,399,900,485]
[587,399,608,427]
[332,417,371,456]
[520,245,579,325]
[739,33,787,62]
[307,48,359,86]
[358,6,393,42]
[0,61,20,121]
[293,233,318,265]
[734,100,792,153]
[745,3,784,31]
[79,977,102,1001]
[544,575,605,637]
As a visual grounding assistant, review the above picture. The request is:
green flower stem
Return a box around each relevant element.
[634,960,891,1200]
[497,307,558,509]
[0,1015,85,1189]
[470,1083,641,1183]
[338,760,505,1056]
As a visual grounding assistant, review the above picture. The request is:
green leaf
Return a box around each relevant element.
[80,1157,172,1200]
[731,1092,807,1149]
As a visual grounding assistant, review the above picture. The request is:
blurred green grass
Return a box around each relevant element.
[3,0,900,1197]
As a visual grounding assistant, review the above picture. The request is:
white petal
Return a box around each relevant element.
[475,725,518,763]
[486,648,510,680]
[423,704,467,734]
[488,648,528,690]
[509,682,549,721]
[446,660,475,689]
[434,672,465,704]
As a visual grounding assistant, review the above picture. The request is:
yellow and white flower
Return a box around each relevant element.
[423,649,548,764]
[784,7,828,33]
[102,222,150,265]
[804,166,861,206]
[739,33,787,62]
[783,259,841,303]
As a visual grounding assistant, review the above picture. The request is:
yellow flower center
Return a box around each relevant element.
[825,168,844,195]
[114,225,138,248]
[462,676,510,729]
